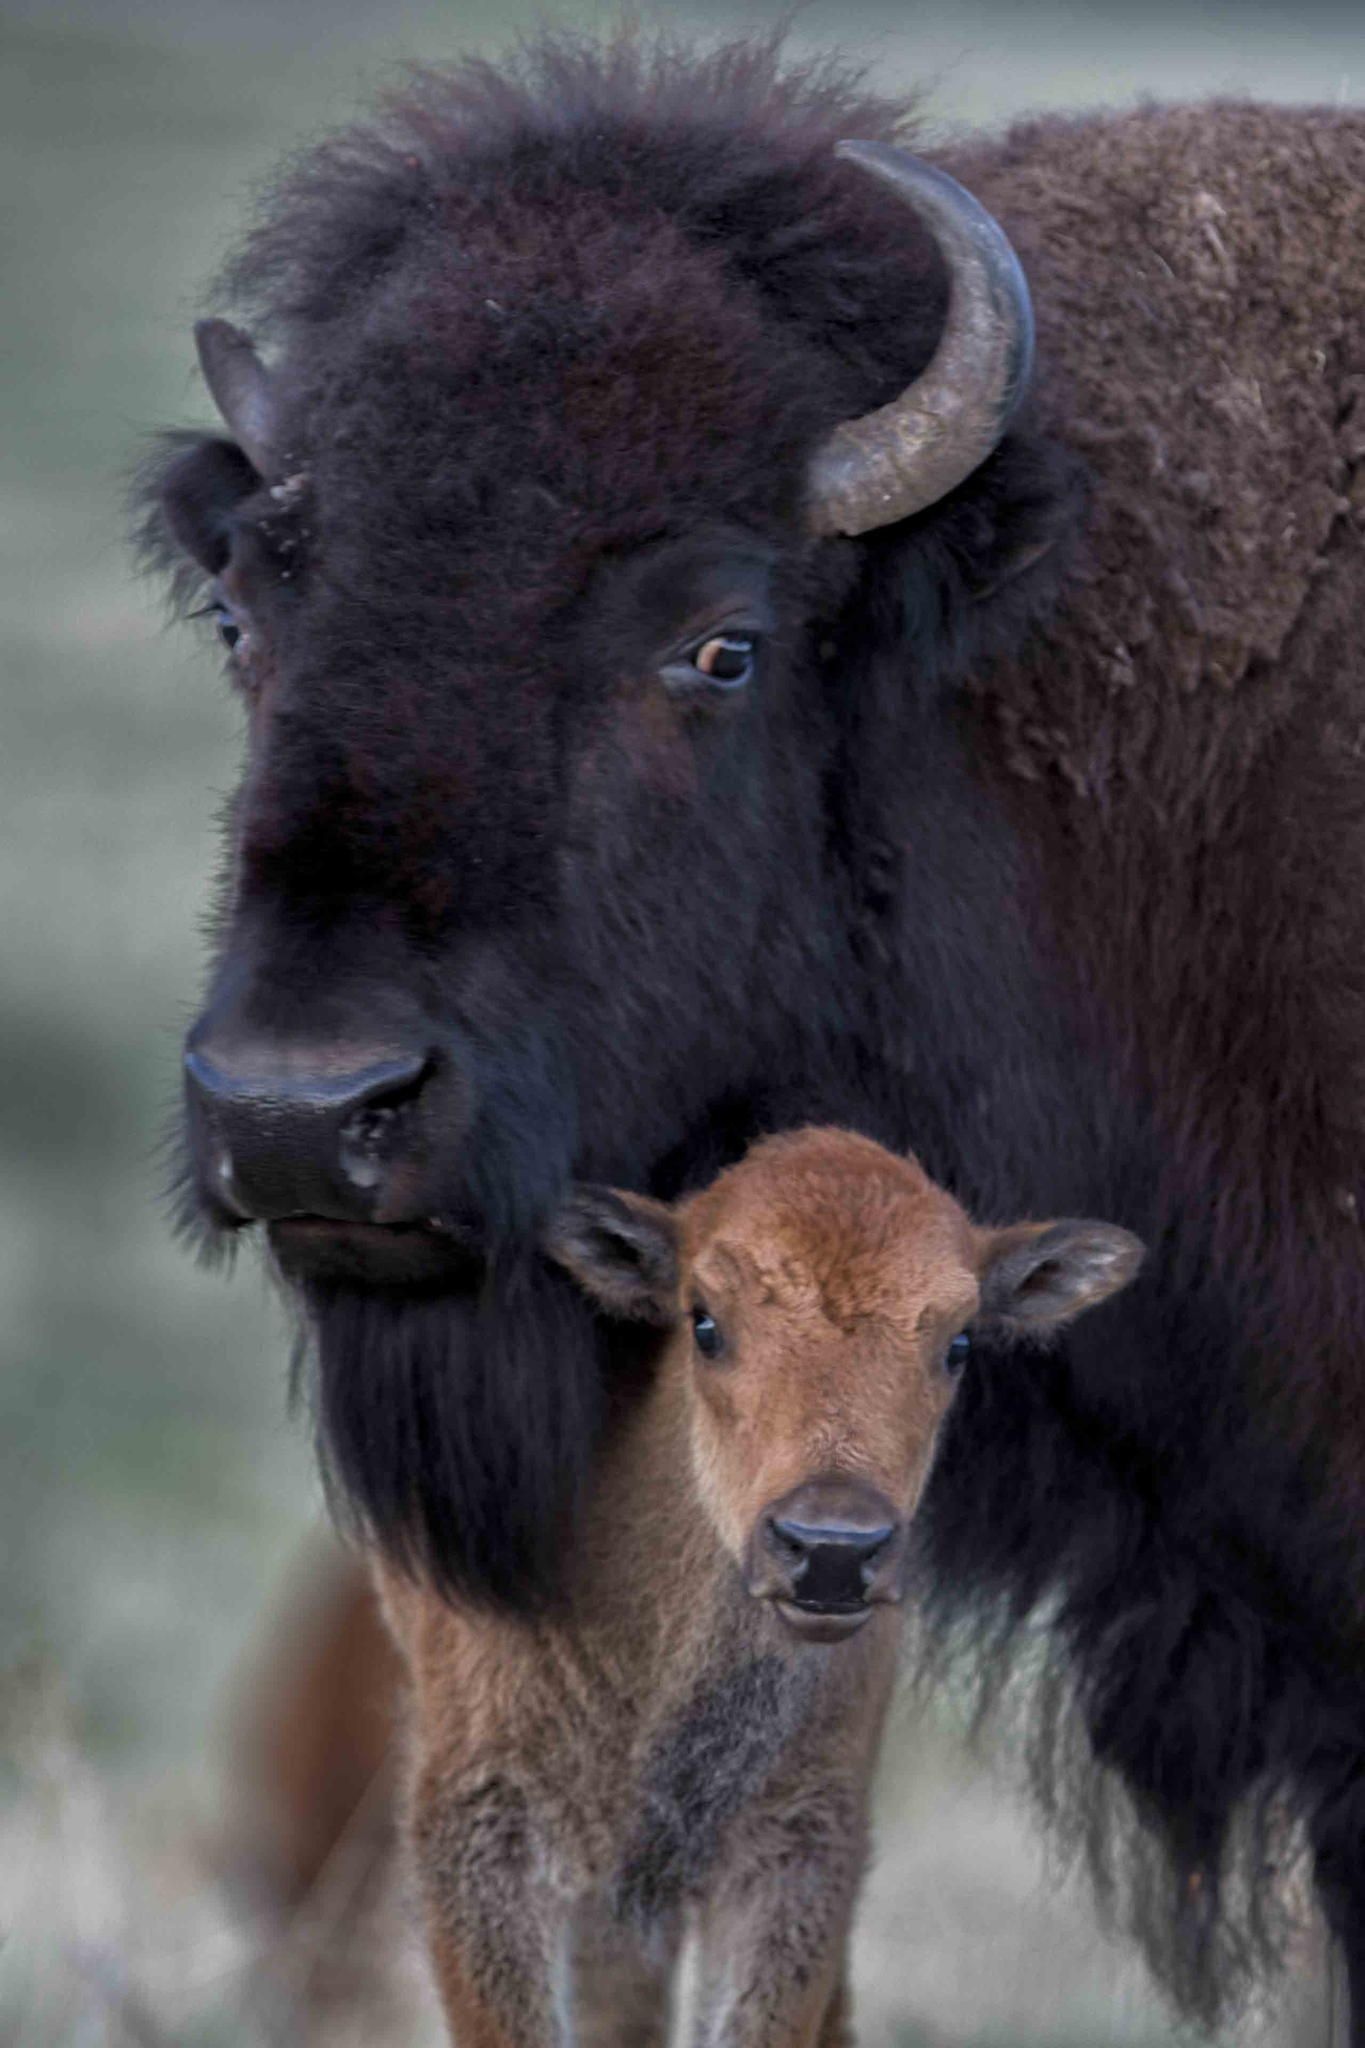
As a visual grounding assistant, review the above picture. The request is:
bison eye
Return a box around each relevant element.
[692,1305,725,1360]
[213,602,244,654]
[661,631,759,696]
[192,592,247,658]
[944,1332,971,1378]
[691,633,755,686]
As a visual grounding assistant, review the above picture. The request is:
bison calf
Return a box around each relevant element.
[377,1127,1141,2045]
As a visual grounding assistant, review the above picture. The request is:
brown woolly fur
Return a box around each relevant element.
[139,28,1365,2036]
[382,1127,1137,2045]
[930,101,1365,2027]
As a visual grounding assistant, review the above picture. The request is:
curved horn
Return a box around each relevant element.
[806,143,1035,538]
[194,318,278,478]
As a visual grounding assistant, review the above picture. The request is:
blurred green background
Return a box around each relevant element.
[5,2,1365,2041]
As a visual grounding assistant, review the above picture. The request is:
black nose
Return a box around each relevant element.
[184,1034,437,1224]
[751,1477,906,1619]
[767,1515,896,1609]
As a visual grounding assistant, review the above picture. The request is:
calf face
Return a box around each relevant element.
[550,1127,1141,1642]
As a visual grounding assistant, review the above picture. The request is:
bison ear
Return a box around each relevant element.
[545,1187,679,1324]
[160,436,260,573]
[978,1218,1143,1334]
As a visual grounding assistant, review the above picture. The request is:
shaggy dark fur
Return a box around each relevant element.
[307,1254,607,1611]
[141,31,1365,2033]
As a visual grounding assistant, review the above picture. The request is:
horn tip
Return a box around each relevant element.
[194,316,246,360]
[809,140,1035,537]
[834,138,897,164]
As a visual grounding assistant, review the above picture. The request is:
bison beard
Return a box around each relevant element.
[305,1254,609,1610]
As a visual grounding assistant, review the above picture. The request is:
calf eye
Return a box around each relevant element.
[692,1305,725,1360]
[944,1333,971,1377]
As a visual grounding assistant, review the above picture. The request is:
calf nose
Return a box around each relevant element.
[185,1036,434,1224]
[767,1515,895,1609]
[754,1477,906,1620]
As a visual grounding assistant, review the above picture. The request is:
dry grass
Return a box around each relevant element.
[0,1662,440,2048]
[0,1657,1339,2048]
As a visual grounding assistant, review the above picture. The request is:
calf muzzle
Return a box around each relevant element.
[749,1478,905,1644]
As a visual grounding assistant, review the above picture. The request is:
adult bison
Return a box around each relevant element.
[144,31,1365,2038]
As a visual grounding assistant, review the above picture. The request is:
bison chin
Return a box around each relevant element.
[300,1250,609,1610]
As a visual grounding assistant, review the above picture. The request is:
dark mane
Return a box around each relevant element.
[303,1253,609,1613]
[218,30,928,368]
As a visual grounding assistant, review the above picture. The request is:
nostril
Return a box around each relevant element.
[183,1035,439,1223]
[854,1528,895,1576]
[337,1059,432,1189]
[343,1102,397,1146]
[768,1517,814,1567]
[344,1058,431,1124]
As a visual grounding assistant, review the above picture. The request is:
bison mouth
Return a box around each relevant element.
[269,1215,482,1289]
[772,1596,876,1644]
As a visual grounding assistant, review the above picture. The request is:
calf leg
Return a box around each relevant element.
[689,1889,854,2048]
[424,1936,557,2048]
[687,1797,866,2048]
[411,1770,564,2048]
[569,1898,681,2047]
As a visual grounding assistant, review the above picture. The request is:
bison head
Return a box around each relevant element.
[143,37,1059,1607]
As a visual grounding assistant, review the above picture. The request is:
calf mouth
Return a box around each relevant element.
[269,1215,481,1289]
[772,1597,877,1645]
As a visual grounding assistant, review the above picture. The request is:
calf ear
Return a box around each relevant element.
[978,1219,1143,1334]
[544,1187,679,1323]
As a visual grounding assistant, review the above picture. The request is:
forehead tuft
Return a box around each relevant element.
[301,198,823,560]
[687,1128,976,1330]
[192,35,945,619]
